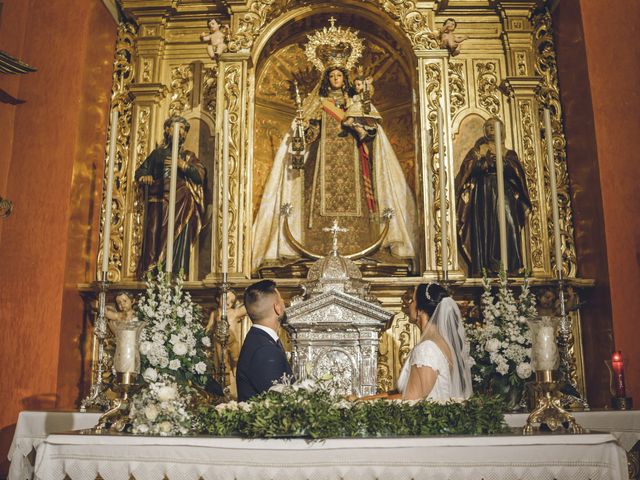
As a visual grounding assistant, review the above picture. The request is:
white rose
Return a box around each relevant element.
[140,341,153,355]
[144,404,159,421]
[168,359,181,370]
[496,362,509,375]
[516,362,533,379]
[172,342,188,356]
[238,402,252,412]
[169,334,181,345]
[157,385,177,402]
[159,357,169,368]
[159,421,172,433]
[134,423,149,434]
[485,338,501,353]
[143,368,158,382]
[194,361,207,374]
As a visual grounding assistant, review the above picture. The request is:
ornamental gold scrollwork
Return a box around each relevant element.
[219,63,242,272]
[518,100,545,270]
[128,106,151,275]
[377,311,419,392]
[226,0,438,54]
[98,22,137,282]
[448,61,466,116]
[169,64,194,117]
[203,65,218,116]
[423,62,448,267]
[476,61,501,116]
[533,11,577,277]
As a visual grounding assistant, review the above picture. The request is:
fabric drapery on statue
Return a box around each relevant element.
[135,116,206,277]
[252,20,417,272]
[455,119,531,275]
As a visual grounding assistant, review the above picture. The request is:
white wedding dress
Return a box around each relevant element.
[396,297,474,401]
[397,340,453,401]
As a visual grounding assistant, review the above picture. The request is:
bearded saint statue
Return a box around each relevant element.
[251,19,417,272]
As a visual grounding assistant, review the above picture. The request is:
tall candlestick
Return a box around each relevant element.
[494,119,508,272]
[612,351,627,398]
[221,109,230,274]
[166,121,180,273]
[101,109,119,275]
[544,108,563,279]
[437,104,448,278]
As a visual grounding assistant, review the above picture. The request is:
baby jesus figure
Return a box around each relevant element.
[200,19,228,60]
[205,291,247,398]
[105,292,136,322]
[340,72,382,142]
[439,18,469,57]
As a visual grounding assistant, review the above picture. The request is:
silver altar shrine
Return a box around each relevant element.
[285,250,392,396]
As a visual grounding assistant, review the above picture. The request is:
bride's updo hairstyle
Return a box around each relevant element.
[415,283,449,318]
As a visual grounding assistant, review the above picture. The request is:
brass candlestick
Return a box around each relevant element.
[94,318,146,432]
[523,316,583,435]
[95,372,142,433]
[523,370,583,434]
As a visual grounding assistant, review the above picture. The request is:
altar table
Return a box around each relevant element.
[33,432,627,480]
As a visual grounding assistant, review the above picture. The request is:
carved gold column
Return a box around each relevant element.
[416,50,463,279]
[211,52,251,279]
[498,0,551,277]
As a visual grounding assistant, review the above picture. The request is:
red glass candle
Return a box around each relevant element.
[612,351,626,398]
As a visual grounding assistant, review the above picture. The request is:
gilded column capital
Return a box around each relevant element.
[500,76,543,97]
[129,84,169,103]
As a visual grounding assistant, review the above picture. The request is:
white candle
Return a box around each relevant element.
[166,122,180,273]
[494,119,508,272]
[544,108,563,279]
[534,324,558,371]
[113,328,138,373]
[221,109,230,274]
[437,104,448,275]
[101,109,118,275]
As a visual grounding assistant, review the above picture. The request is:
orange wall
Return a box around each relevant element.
[578,0,640,400]
[0,0,115,474]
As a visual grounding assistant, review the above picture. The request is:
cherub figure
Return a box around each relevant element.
[200,19,228,60]
[105,292,136,322]
[439,18,469,57]
[341,69,382,141]
[205,291,247,398]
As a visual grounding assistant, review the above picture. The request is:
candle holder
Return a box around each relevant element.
[94,319,146,433]
[523,316,583,435]
[606,352,633,410]
[80,277,111,412]
[214,274,231,391]
[555,279,590,410]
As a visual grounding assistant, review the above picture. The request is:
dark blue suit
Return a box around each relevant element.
[236,327,293,402]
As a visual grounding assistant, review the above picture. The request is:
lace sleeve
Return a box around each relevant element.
[408,341,445,375]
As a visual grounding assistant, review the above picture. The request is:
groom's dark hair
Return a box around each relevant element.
[244,279,278,322]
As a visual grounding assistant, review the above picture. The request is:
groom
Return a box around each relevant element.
[236,280,293,401]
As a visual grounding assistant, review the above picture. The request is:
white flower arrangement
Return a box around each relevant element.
[128,270,214,435]
[465,273,537,409]
[129,380,194,436]
[136,270,212,389]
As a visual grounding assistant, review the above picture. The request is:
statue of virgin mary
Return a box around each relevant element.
[252,20,417,271]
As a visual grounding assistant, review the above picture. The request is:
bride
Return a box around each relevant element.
[397,283,473,401]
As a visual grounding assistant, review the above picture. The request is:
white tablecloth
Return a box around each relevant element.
[34,432,627,480]
[506,410,640,450]
[7,411,101,480]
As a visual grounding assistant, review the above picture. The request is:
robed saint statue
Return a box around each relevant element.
[135,116,207,277]
[456,118,531,275]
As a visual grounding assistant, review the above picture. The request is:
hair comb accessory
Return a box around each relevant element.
[424,283,432,301]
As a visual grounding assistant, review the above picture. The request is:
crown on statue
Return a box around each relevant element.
[305,17,364,72]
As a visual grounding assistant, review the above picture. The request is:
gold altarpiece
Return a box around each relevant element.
[88,0,592,397]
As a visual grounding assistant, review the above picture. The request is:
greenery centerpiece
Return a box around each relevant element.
[197,377,508,438]
[465,273,537,411]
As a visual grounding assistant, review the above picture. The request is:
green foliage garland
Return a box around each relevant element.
[197,385,508,439]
